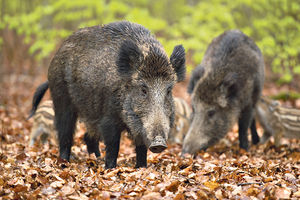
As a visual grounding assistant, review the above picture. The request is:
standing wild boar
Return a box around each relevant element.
[182,30,264,154]
[30,21,186,168]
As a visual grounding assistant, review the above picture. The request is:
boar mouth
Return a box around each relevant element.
[181,146,207,156]
[149,136,167,153]
[182,140,209,155]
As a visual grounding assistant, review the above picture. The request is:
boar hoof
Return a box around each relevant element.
[84,132,101,157]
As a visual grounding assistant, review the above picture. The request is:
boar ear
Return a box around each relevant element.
[217,73,239,108]
[170,45,186,82]
[117,39,143,76]
[188,65,205,94]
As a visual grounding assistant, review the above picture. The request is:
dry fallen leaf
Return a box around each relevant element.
[61,185,76,196]
[141,192,162,200]
[274,187,291,199]
[174,193,185,200]
[166,180,180,193]
[204,181,220,191]
[294,190,300,197]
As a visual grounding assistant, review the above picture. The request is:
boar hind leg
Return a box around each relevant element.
[84,132,101,157]
[135,144,147,168]
[238,105,254,150]
[250,119,260,145]
[53,96,77,161]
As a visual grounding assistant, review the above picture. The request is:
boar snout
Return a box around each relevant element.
[149,136,167,153]
[182,117,210,155]
[182,143,208,156]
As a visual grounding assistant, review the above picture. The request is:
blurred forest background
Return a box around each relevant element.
[1,1,300,199]
[1,0,300,88]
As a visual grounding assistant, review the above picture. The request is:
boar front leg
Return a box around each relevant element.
[133,134,147,168]
[274,130,283,147]
[101,120,122,169]
[238,105,254,150]
[29,126,44,147]
[250,119,260,144]
[135,144,147,168]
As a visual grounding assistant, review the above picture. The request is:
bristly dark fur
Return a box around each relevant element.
[46,21,186,169]
[182,30,264,154]
[188,65,205,94]
[117,39,143,77]
[170,45,186,82]
[140,45,172,80]
[104,21,152,43]
[28,81,49,119]
[222,72,239,100]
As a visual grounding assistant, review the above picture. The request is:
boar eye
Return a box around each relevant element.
[207,109,216,118]
[167,86,172,95]
[140,84,148,97]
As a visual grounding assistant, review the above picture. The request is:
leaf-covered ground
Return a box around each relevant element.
[0,72,299,199]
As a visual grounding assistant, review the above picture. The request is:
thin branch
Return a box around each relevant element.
[237,182,264,186]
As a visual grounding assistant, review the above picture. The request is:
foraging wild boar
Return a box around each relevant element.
[182,30,264,154]
[30,21,186,168]
[251,96,300,146]
[168,97,192,144]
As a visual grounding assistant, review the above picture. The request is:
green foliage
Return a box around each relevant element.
[271,91,300,101]
[1,0,299,83]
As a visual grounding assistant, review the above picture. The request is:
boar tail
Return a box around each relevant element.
[28,81,49,119]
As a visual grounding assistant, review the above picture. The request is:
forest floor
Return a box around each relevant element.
[0,69,299,199]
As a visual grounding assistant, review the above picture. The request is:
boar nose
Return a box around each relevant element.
[149,136,167,153]
[181,148,187,155]
[181,146,191,156]
[149,144,167,153]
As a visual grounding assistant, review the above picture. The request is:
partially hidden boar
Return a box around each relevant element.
[168,97,192,144]
[182,30,264,154]
[30,21,186,168]
[28,100,81,147]
[28,100,56,146]
[251,96,300,146]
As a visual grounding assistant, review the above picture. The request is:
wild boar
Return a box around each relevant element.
[182,30,264,154]
[29,21,186,168]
